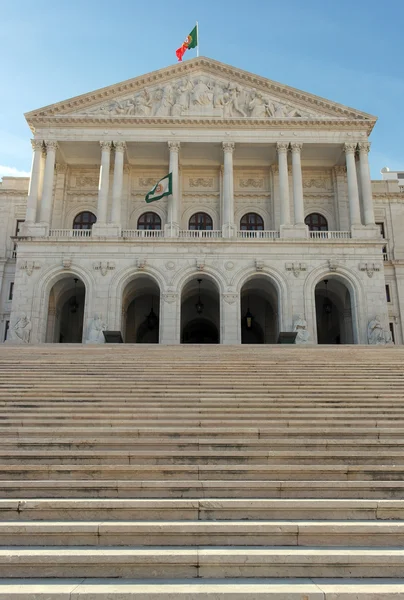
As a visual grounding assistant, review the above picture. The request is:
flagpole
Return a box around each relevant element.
[196,21,199,56]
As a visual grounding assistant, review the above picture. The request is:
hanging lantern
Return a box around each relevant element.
[323,279,332,315]
[244,297,254,330]
[70,278,79,314]
[146,297,159,330]
[195,279,204,315]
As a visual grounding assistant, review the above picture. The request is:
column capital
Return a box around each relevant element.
[114,141,126,152]
[168,141,181,152]
[358,141,371,154]
[343,142,357,154]
[31,139,43,151]
[290,142,303,153]
[222,142,235,153]
[44,140,58,151]
[100,141,113,151]
[277,142,289,153]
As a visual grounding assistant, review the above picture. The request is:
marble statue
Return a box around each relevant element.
[367,316,393,345]
[248,89,274,118]
[171,79,192,116]
[293,314,311,344]
[87,314,107,344]
[11,313,32,343]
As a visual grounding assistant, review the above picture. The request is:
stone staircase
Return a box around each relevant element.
[0,344,404,598]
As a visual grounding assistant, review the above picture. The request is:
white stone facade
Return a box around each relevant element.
[1,57,403,345]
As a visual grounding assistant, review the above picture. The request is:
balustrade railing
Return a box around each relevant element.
[121,229,164,238]
[179,230,222,238]
[309,231,351,239]
[49,229,92,238]
[237,230,280,239]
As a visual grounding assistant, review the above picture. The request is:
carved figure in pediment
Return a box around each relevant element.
[248,89,274,118]
[132,90,152,116]
[191,78,214,106]
[227,83,246,117]
[154,85,174,116]
[172,78,193,116]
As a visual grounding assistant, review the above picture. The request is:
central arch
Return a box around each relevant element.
[240,275,279,344]
[315,278,354,344]
[181,275,220,344]
[122,275,161,343]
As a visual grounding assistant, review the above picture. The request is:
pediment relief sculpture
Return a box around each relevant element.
[73,75,324,120]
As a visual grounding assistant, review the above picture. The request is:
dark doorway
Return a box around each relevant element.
[182,318,219,344]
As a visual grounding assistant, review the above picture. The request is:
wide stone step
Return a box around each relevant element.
[2,498,404,521]
[2,547,404,578]
[3,520,404,547]
[1,578,404,599]
[2,480,404,499]
[1,463,404,481]
[2,449,404,465]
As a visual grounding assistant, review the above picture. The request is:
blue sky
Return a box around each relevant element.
[1,0,403,179]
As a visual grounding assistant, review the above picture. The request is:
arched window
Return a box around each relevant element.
[240,213,264,231]
[73,211,97,230]
[137,212,162,230]
[189,212,213,231]
[305,213,328,231]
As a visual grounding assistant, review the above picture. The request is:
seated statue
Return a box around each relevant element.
[368,316,393,345]
[10,313,32,343]
[293,314,310,344]
[86,314,107,344]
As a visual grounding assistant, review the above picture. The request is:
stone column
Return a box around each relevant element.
[358,141,376,226]
[165,142,180,237]
[278,142,290,226]
[25,140,43,223]
[111,141,125,227]
[97,141,112,224]
[344,143,362,228]
[39,141,58,225]
[291,142,308,238]
[222,142,236,238]
[291,143,305,224]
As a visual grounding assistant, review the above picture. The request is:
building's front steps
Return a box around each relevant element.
[0,344,404,598]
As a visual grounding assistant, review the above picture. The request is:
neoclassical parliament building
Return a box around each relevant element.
[0,57,403,345]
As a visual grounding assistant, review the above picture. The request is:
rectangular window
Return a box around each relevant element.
[15,220,24,236]
[3,321,9,342]
[376,222,385,238]
[386,284,391,303]
[389,323,395,344]
[8,282,14,301]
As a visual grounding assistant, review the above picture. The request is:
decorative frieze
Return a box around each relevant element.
[239,178,264,189]
[189,178,213,188]
[359,262,381,278]
[20,260,41,276]
[223,293,238,304]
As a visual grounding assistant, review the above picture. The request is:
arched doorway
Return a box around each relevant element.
[181,276,220,344]
[122,275,160,343]
[315,278,354,344]
[240,276,279,344]
[46,276,86,343]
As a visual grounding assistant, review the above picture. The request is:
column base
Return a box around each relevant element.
[92,223,121,238]
[280,224,309,239]
[164,222,180,237]
[19,222,49,237]
[351,224,381,239]
[222,223,237,239]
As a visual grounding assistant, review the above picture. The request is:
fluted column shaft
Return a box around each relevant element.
[358,142,375,226]
[111,142,125,225]
[291,142,305,225]
[97,142,112,223]
[39,141,58,224]
[344,143,362,227]
[168,142,180,227]
[277,142,290,226]
[222,142,235,233]
[25,140,43,223]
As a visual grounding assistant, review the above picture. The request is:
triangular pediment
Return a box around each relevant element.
[25,57,377,129]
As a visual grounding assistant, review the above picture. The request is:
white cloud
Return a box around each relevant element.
[0,165,30,179]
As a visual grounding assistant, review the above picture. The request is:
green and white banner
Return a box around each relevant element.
[145,173,172,203]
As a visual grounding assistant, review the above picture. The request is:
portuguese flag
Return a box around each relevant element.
[176,25,198,62]
[145,173,172,203]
